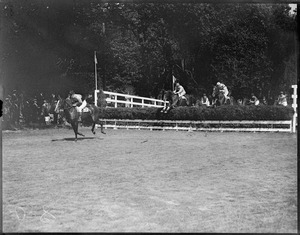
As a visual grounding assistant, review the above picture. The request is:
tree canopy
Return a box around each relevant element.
[0,1,297,99]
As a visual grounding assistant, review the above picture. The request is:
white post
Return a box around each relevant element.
[292,85,297,133]
[114,95,118,108]
[130,98,133,108]
[94,89,98,106]
[142,99,144,108]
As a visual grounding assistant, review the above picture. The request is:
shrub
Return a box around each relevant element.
[100,105,294,120]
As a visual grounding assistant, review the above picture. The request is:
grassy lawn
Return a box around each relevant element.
[2,128,297,232]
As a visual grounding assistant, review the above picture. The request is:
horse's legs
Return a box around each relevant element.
[100,122,106,134]
[71,121,85,141]
[92,120,106,134]
[91,122,96,135]
[71,122,78,141]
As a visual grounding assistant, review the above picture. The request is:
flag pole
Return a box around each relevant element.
[94,51,98,91]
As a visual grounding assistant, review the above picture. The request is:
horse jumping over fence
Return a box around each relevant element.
[160,89,188,113]
[56,94,106,141]
[211,86,232,107]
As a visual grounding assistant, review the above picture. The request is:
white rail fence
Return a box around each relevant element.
[94,90,167,108]
[292,85,297,133]
[99,119,293,133]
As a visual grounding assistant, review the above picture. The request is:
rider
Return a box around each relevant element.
[216,82,230,101]
[174,80,186,98]
[69,90,88,121]
[173,80,187,107]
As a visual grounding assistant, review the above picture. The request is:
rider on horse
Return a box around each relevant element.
[68,90,88,121]
[173,80,187,106]
[216,82,229,100]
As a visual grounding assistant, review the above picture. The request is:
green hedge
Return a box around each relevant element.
[98,105,294,121]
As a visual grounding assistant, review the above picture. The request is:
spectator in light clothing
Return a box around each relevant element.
[200,93,210,107]
[275,91,288,106]
[249,93,260,106]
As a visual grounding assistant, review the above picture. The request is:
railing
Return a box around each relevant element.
[97,119,293,133]
[94,90,167,108]
[292,85,297,133]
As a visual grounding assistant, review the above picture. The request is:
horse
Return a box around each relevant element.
[211,86,232,107]
[160,89,188,113]
[56,95,106,141]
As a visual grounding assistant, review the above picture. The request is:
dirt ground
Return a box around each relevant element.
[2,126,297,233]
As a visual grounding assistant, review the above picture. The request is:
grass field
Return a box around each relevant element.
[2,127,297,233]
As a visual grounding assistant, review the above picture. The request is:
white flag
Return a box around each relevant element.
[172,75,176,90]
[94,52,98,64]
[172,75,176,84]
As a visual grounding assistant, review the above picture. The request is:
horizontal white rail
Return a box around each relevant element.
[94,90,167,108]
[96,119,293,133]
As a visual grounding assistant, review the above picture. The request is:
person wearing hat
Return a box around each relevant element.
[31,98,40,123]
[275,91,288,106]
[216,82,229,100]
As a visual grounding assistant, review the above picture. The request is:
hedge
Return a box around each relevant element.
[98,105,294,121]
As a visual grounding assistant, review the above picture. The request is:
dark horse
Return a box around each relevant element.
[211,86,232,107]
[160,89,188,113]
[56,93,106,141]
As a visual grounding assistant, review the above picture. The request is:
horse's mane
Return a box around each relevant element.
[97,89,107,108]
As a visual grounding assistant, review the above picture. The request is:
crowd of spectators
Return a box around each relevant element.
[2,89,63,130]
[194,91,290,107]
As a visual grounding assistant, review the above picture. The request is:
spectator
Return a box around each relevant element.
[200,93,210,107]
[249,93,260,106]
[237,99,243,106]
[262,96,268,105]
[275,91,288,106]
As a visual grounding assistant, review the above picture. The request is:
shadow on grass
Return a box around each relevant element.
[51,137,103,142]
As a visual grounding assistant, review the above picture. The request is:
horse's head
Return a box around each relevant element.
[97,90,107,108]
[212,86,219,97]
[55,98,71,112]
[163,90,173,103]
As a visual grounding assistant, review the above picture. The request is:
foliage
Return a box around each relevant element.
[1,2,297,99]
[99,105,294,121]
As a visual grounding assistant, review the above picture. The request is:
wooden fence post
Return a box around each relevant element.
[292,85,297,133]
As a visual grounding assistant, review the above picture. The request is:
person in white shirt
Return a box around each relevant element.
[275,91,288,106]
[216,82,229,100]
[69,90,87,113]
[173,81,186,98]
[200,93,210,107]
[249,93,260,106]
[173,81,187,106]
